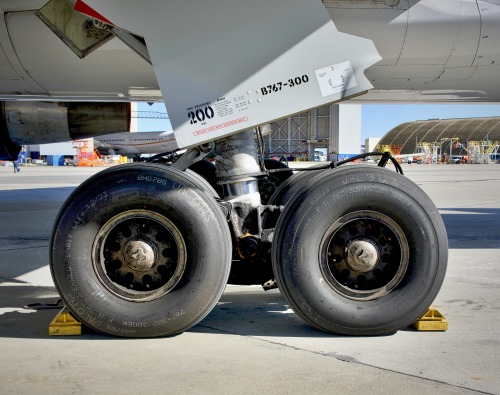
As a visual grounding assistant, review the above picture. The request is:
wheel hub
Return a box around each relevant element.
[124,240,156,271]
[345,239,379,273]
[93,209,187,302]
[320,210,409,301]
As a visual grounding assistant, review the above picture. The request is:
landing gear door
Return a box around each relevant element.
[76,0,381,148]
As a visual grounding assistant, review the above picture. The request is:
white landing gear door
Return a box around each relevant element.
[77,0,381,148]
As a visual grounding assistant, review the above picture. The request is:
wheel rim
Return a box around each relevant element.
[93,209,187,302]
[319,210,409,301]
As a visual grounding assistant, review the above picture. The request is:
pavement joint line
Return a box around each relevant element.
[417,178,500,184]
[0,237,50,241]
[0,246,49,252]
[196,324,492,394]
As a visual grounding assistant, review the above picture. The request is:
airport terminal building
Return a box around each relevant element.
[376,117,500,164]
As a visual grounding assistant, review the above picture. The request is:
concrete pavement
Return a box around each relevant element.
[0,163,499,394]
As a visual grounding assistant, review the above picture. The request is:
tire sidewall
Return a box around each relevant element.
[51,164,231,337]
[273,166,447,334]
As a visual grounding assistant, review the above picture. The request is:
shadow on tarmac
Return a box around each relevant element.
[0,283,340,340]
[0,283,60,339]
[196,289,335,339]
[0,187,74,205]
[440,207,500,248]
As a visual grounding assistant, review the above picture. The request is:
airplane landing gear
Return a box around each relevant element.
[50,129,447,337]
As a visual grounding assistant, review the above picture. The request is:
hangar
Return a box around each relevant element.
[265,104,361,162]
[375,117,500,164]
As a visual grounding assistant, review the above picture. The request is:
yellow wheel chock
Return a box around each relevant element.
[47,306,447,335]
[49,307,82,336]
[412,306,448,331]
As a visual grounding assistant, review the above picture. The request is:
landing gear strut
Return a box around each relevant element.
[50,129,447,337]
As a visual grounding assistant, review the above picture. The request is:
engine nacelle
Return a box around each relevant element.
[0,101,130,160]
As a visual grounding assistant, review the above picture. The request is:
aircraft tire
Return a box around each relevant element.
[184,168,220,198]
[272,165,448,335]
[188,160,223,197]
[263,169,325,229]
[50,163,231,337]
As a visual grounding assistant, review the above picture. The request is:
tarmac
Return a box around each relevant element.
[0,163,499,394]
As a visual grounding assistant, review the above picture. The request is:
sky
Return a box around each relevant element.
[136,102,172,132]
[137,102,500,144]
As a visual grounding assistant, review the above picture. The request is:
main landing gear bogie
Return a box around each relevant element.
[49,130,447,338]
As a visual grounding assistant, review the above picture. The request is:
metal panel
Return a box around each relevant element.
[0,10,46,95]
[36,0,114,59]
[267,104,361,158]
[399,0,463,65]
[81,0,380,148]
[5,11,160,100]
[290,113,309,153]
[316,115,330,139]
[268,113,309,156]
[474,0,500,66]
[330,104,340,154]
[437,67,477,81]
[325,2,409,66]
[0,0,47,12]
[269,119,290,155]
[337,104,361,154]
[445,0,480,67]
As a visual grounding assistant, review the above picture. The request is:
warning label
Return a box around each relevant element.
[315,61,358,97]
[193,117,249,137]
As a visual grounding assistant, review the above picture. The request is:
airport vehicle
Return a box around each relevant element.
[393,152,426,164]
[4,0,494,337]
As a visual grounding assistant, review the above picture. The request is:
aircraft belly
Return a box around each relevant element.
[474,2,500,66]
[325,6,408,67]
[80,0,380,148]
[325,0,500,102]
[0,11,47,95]
[0,1,47,12]
[1,10,160,101]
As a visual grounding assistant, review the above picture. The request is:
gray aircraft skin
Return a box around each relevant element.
[0,1,490,339]
[1,1,499,150]
[1,1,499,104]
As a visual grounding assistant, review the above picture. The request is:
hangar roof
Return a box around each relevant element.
[376,117,500,155]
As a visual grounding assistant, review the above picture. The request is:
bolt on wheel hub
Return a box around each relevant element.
[123,240,156,271]
[345,239,379,273]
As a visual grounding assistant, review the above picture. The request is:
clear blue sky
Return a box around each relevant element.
[138,102,500,143]
[136,102,172,131]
